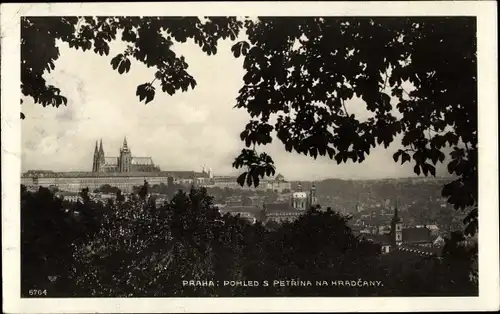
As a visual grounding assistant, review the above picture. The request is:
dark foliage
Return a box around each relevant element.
[21,185,477,297]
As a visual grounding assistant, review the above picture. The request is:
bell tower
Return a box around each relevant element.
[391,203,403,246]
[309,182,318,207]
[119,136,132,172]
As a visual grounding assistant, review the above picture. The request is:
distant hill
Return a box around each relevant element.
[289,177,462,225]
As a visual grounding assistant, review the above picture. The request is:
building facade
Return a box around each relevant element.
[208,173,292,192]
[359,205,440,255]
[262,182,319,224]
[21,170,210,193]
[92,138,160,173]
[22,138,213,193]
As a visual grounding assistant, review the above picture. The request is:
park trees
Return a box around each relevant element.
[263,207,384,296]
[71,184,227,297]
[71,194,174,296]
[21,185,73,296]
[20,186,103,296]
[21,17,477,233]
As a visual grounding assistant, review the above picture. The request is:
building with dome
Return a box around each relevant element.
[262,182,320,224]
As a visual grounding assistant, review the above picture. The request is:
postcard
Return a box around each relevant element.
[1,1,498,313]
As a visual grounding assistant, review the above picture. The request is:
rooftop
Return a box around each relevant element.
[360,233,392,245]
[264,202,298,213]
[403,227,434,244]
[219,205,262,214]
[22,170,208,179]
[131,157,154,165]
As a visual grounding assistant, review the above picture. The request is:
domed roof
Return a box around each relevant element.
[292,192,308,198]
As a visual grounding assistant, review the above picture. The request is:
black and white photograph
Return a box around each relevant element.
[1,1,498,313]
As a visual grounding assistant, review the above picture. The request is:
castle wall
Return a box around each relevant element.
[21,173,292,194]
[21,174,200,193]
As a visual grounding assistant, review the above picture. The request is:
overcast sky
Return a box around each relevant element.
[21,24,450,181]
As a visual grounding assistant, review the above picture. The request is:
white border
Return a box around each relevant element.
[1,1,498,313]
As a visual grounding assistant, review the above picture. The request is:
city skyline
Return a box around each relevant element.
[20,29,453,181]
[22,134,454,180]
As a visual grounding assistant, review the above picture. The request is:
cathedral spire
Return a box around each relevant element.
[98,138,105,164]
[92,140,100,172]
[392,201,401,223]
[122,136,129,151]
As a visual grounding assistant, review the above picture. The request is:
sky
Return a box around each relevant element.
[21,24,450,181]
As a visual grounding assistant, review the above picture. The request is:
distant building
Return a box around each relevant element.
[433,235,445,247]
[21,138,213,193]
[89,192,117,204]
[360,205,441,256]
[209,173,292,192]
[92,137,160,173]
[426,224,440,236]
[22,170,209,193]
[219,205,261,224]
[216,183,320,225]
[54,191,82,203]
[262,182,319,224]
[22,142,211,193]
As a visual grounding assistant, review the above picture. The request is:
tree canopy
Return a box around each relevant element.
[21,16,477,234]
[21,185,478,297]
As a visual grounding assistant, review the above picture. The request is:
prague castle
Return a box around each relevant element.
[92,137,160,173]
[22,138,210,193]
[21,137,292,193]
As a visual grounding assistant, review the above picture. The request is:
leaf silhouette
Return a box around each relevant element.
[231,41,250,58]
[236,172,247,187]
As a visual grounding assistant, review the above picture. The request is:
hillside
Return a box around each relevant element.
[291,177,464,227]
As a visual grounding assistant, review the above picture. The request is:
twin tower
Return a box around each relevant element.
[92,137,132,173]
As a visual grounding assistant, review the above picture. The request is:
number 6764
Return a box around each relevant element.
[29,289,47,296]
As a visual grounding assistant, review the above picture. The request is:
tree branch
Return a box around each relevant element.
[341,98,349,117]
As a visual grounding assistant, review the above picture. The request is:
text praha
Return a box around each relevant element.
[182,279,383,288]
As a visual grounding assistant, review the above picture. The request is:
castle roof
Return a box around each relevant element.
[104,157,118,165]
[131,157,154,165]
[275,173,285,181]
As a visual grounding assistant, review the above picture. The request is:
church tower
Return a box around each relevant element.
[309,182,318,208]
[391,204,403,246]
[119,136,132,172]
[92,141,100,172]
[99,139,105,165]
